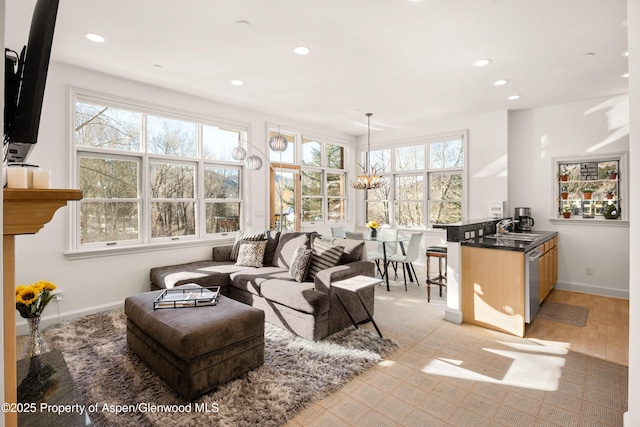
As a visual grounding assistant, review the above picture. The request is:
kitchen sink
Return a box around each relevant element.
[485,233,541,241]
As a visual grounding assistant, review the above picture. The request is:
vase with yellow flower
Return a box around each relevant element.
[16,281,57,358]
[366,220,379,239]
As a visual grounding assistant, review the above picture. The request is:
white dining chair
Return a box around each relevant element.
[388,232,422,291]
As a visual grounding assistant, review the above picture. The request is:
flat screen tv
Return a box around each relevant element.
[4,0,60,163]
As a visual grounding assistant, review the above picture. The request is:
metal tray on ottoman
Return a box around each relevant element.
[124,290,265,400]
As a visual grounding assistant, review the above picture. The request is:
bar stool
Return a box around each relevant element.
[426,246,447,302]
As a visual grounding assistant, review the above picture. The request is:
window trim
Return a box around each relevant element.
[68,87,250,255]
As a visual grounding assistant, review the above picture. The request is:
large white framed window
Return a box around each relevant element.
[70,90,247,252]
[364,132,466,229]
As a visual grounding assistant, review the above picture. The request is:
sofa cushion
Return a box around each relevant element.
[235,240,267,267]
[307,238,344,281]
[263,230,281,266]
[229,267,289,296]
[272,231,310,268]
[150,260,236,289]
[230,230,267,261]
[289,245,313,282]
[259,279,330,316]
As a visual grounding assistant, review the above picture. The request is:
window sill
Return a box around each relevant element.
[64,236,235,260]
[549,218,629,227]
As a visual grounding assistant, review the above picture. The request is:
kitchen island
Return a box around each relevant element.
[461,230,558,337]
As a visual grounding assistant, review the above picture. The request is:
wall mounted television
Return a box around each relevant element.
[4,0,60,163]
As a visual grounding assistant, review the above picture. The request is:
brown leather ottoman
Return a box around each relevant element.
[124,290,264,400]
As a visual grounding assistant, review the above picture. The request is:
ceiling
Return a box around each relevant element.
[5,0,629,136]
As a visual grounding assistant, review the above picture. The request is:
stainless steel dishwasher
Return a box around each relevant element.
[524,249,542,323]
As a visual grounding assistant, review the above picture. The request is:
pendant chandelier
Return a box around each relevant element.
[350,113,385,190]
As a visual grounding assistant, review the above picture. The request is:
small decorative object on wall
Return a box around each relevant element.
[16,280,57,358]
[366,220,379,238]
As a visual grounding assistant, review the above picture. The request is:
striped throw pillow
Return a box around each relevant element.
[230,230,266,261]
[306,238,344,281]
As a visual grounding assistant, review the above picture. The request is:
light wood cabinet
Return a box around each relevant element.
[538,237,558,302]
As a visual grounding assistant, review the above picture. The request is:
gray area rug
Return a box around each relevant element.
[43,310,398,427]
[535,301,590,327]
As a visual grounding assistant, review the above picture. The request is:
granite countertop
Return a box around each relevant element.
[461,230,558,252]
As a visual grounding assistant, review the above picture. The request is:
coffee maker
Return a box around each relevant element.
[514,207,535,232]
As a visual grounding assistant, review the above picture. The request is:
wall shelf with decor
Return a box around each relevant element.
[551,153,628,225]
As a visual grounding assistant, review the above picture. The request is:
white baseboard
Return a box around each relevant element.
[554,281,629,300]
[444,308,463,324]
[16,300,124,336]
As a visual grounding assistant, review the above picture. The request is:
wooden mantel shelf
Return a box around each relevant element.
[3,187,82,427]
[3,188,83,235]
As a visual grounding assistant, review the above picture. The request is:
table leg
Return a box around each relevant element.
[382,243,390,291]
[355,292,383,338]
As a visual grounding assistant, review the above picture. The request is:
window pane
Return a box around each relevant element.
[302,170,322,196]
[396,145,425,171]
[328,198,345,221]
[206,203,240,233]
[302,138,321,166]
[150,163,195,198]
[395,202,423,227]
[269,130,295,163]
[80,157,138,199]
[151,202,196,237]
[366,181,391,201]
[367,149,391,173]
[430,201,462,225]
[75,102,141,151]
[302,198,323,221]
[327,173,345,197]
[204,166,239,199]
[203,126,242,161]
[147,115,196,157]
[326,144,344,169]
[429,139,464,169]
[80,201,139,243]
[366,201,389,225]
[430,173,462,200]
[395,175,423,200]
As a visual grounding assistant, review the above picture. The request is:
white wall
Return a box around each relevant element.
[508,95,630,298]
[13,61,355,331]
[625,0,638,423]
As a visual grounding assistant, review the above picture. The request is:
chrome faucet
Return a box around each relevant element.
[496,219,519,234]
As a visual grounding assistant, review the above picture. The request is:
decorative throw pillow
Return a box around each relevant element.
[235,240,268,267]
[289,245,313,282]
[230,230,266,261]
[306,238,344,281]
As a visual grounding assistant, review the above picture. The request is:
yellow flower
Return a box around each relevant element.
[15,285,27,296]
[16,287,39,306]
[366,221,379,229]
[38,280,56,292]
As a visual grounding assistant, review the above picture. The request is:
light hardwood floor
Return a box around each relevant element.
[525,288,629,366]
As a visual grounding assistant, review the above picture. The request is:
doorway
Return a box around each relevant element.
[270,164,300,231]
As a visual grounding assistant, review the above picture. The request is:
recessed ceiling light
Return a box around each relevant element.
[294,46,310,55]
[230,79,244,86]
[507,95,521,100]
[85,33,105,43]
[153,64,162,69]
[472,58,491,67]
[622,50,629,57]
[621,72,629,78]
[494,79,509,86]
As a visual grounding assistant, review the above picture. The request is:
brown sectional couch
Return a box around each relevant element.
[149,231,376,341]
